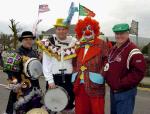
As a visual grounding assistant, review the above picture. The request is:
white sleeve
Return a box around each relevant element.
[42,52,54,84]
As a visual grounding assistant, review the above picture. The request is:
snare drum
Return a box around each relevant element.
[23,58,43,79]
[27,108,48,114]
[44,86,69,112]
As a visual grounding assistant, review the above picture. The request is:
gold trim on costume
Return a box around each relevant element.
[35,40,77,61]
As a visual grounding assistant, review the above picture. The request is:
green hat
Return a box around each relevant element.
[112,23,129,33]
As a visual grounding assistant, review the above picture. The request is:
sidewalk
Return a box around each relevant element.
[0,66,2,71]
[0,68,150,88]
[139,77,150,88]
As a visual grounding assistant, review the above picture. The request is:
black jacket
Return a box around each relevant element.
[17,46,40,88]
[17,46,38,58]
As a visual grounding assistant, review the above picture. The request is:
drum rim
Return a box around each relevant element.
[26,108,48,114]
[24,58,41,78]
[44,86,69,111]
[27,58,42,79]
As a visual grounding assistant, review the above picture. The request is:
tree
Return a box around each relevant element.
[39,34,44,40]
[142,43,149,55]
[8,19,22,49]
[0,33,11,50]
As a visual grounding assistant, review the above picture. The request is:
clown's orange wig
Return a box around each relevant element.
[75,17,100,39]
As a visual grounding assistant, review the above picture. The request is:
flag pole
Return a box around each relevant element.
[78,3,80,20]
[136,22,139,47]
[35,5,40,39]
[130,20,139,47]
[35,5,40,49]
[136,34,138,47]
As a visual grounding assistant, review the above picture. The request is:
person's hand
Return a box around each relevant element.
[48,82,56,89]
[8,83,20,92]
[11,78,18,84]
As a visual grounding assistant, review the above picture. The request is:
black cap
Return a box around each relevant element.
[19,31,36,42]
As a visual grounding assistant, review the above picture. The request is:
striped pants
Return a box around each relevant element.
[110,88,137,114]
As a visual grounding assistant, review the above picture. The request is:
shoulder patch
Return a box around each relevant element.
[127,48,142,69]
[136,60,142,63]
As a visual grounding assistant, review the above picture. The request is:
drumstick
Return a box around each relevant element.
[0,83,11,89]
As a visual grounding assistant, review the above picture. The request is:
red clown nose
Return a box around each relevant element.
[85,30,92,36]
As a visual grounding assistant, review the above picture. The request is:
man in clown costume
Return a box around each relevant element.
[72,17,108,114]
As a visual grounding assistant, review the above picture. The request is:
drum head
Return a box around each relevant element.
[27,108,48,114]
[24,58,43,79]
[44,86,69,112]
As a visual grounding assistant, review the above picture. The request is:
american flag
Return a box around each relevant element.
[38,4,50,13]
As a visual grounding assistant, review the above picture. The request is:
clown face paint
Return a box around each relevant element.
[82,25,94,42]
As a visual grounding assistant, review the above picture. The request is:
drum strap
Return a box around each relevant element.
[53,74,72,84]
[59,69,67,83]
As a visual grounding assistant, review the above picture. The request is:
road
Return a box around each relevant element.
[0,71,150,114]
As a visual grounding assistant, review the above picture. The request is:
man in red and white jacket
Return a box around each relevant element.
[103,23,146,114]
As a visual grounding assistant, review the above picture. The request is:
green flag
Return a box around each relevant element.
[79,4,95,17]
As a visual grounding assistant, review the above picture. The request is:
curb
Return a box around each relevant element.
[137,87,150,92]
[0,69,150,91]
[105,83,150,92]
[138,82,150,89]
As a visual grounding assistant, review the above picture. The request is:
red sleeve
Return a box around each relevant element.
[100,41,109,75]
[102,40,109,66]
[108,42,113,49]
[119,54,146,89]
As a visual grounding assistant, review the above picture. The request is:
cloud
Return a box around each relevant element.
[0,21,11,34]
[0,20,33,35]
[0,0,149,38]
[106,0,150,37]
